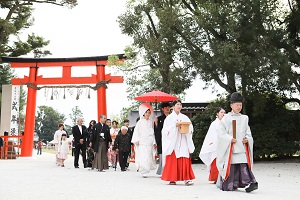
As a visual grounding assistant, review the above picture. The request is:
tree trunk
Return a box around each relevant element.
[160,64,171,94]
[241,75,247,115]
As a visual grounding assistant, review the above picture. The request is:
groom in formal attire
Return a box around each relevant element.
[90,114,112,171]
[72,118,87,168]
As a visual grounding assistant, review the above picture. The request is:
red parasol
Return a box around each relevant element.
[134,89,178,103]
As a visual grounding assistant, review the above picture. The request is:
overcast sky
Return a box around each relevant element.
[13,0,224,125]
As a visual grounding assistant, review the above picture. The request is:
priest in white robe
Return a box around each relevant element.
[216,92,258,192]
[161,100,195,186]
[131,103,157,177]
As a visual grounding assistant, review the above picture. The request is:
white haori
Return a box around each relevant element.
[216,113,254,180]
[199,118,221,170]
[161,111,195,167]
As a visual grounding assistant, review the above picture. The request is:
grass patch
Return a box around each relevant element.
[41,148,72,155]
[42,148,56,154]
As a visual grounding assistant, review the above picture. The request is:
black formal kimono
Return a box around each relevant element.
[90,122,112,171]
[154,114,167,175]
[154,114,167,155]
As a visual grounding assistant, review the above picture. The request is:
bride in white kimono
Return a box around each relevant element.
[131,103,157,177]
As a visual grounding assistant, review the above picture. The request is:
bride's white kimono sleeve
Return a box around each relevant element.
[161,112,195,167]
[131,120,141,169]
[131,121,140,144]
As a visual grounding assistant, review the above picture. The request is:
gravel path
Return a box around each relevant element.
[1,151,299,200]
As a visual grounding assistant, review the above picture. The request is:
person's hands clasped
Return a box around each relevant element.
[176,122,181,130]
[242,137,248,144]
[79,139,84,144]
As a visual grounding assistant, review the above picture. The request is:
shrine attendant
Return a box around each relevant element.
[161,100,195,186]
[199,107,225,183]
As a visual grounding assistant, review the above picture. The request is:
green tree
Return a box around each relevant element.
[0,0,78,131]
[269,0,300,97]
[118,1,195,99]
[35,105,66,142]
[177,1,290,105]
[0,64,15,126]
[69,106,83,126]
[0,64,26,117]
[0,0,77,57]
[192,93,300,161]
[119,0,300,161]
[119,0,299,112]
[0,64,15,104]
[64,124,72,136]
[246,92,300,159]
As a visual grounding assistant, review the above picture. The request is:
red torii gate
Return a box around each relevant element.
[1,55,125,157]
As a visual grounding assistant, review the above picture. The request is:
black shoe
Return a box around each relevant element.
[75,166,79,168]
[245,182,258,193]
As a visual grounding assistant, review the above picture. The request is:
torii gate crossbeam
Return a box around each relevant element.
[1,55,125,157]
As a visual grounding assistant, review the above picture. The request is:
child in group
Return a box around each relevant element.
[58,133,69,167]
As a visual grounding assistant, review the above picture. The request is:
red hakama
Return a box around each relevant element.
[208,158,218,182]
[161,151,195,181]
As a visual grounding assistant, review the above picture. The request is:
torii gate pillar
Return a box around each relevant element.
[97,64,107,120]
[2,55,125,157]
[22,66,38,156]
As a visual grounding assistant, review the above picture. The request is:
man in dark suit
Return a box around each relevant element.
[154,102,171,175]
[90,114,112,171]
[72,118,87,168]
